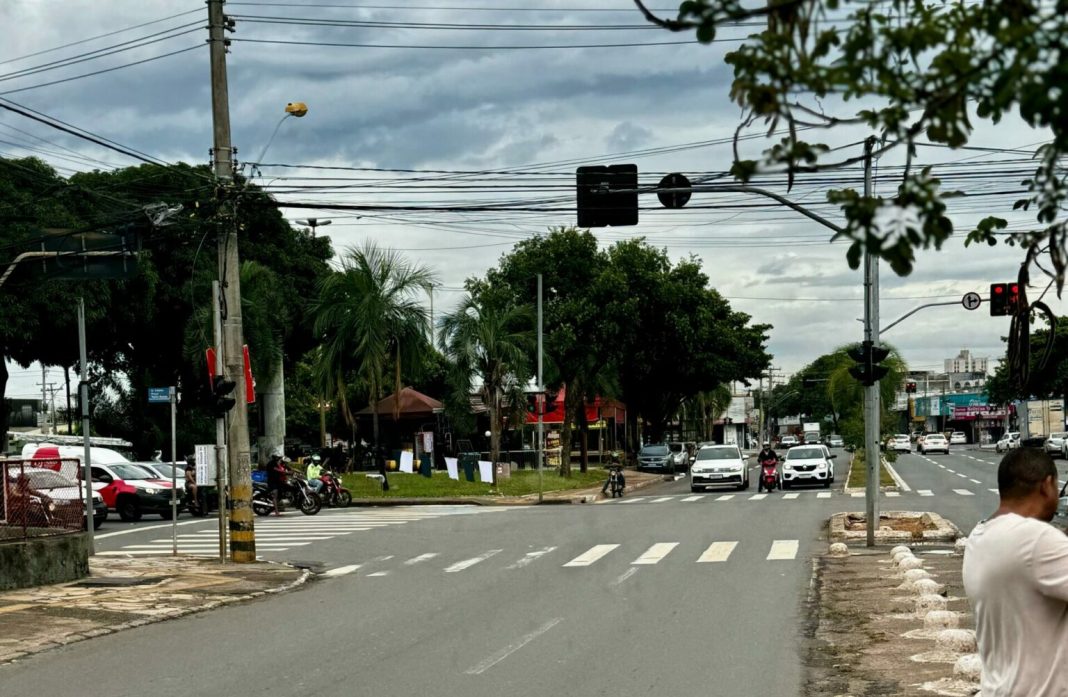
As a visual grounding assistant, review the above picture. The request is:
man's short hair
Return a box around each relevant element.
[998,447,1058,499]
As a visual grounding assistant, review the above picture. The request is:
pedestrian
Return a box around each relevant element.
[962,447,1068,696]
[266,455,287,515]
[375,443,390,492]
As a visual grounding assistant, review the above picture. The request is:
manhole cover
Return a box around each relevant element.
[74,576,171,587]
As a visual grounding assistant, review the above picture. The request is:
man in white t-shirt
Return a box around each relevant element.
[963,447,1068,696]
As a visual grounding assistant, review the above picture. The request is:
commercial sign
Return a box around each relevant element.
[953,405,1010,420]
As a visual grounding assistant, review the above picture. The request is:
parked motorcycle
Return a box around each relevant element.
[602,466,625,498]
[757,457,779,493]
[252,472,322,516]
[318,470,352,508]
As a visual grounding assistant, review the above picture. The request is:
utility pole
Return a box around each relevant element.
[39,366,50,434]
[208,0,255,562]
[537,273,544,504]
[862,137,881,548]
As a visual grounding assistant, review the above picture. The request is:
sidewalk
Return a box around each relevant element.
[0,555,308,665]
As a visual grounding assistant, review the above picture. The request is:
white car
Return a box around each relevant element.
[996,432,1021,453]
[780,445,835,489]
[690,445,749,492]
[1045,432,1068,457]
[890,435,912,453]
[950,432,967,445]
[134,462,186,492]
[920,433,949,454]
[779,435,799,449]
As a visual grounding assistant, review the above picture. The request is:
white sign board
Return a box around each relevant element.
[422,431,434,453]
[399,450,414,474]
[194,444,216,486]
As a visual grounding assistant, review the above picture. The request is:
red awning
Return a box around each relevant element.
[524,387,621,425]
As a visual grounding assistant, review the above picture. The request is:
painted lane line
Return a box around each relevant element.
[632,542,679,565]
[969,478,982,484]
[783,493,800,500]
[322,564,361,577]
[749,493,768,501]
[681,495,703,502]
[716,495,735,501]
[918,489,934,497]
[697,541,737,563]
[618,497,643,504]
[445,550,502,573]
[404,553,439,566]
[988,488,999,494]
[563,544,620,568]
[506,546,557,570]
[464,618,563,675]
[367,571,390,577]
[95,519,209,539]
[885,492,901,498]
[611,568,639,586]
[650,497,674,503]
[953,489,975,496]
[946,469,956,473]
[767,539,800,561]
[884,461,911,491]
[850,492,864,498]
[817,492,831,499]
[956,473,968,479]
[938,465,946,469]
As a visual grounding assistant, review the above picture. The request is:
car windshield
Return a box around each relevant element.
[109,464,157,480]
[927,435,945,441]
[697,448,739,460]
[894,436,910,442]
[1053,433,1068,439]
[787,447,824,460]
[667,443,683,452]
[145,464,181,478]
[640,446,668,456]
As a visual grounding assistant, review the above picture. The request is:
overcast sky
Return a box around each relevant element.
[2,0,1059,405]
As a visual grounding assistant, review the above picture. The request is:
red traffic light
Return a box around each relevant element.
[993,285,1004,294]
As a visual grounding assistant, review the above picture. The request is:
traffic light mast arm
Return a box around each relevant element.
[880,300,967,335]
[686,184,847,235]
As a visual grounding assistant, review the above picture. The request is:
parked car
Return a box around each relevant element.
[890,434,912,453]
[86,462,180,521]
[950,432,967,445]
[1045,432,1068,457]
[920,433,949,455]
[996,432,1021,453]
[666,442,689,471]
[689,445,749,492]
[827,434,844,448]
[637,444,675,473]
[780,445,835,489]
[683,442,698,465]
[4,466,107,529]
[779,435,799,449]
[915,434,927,449]
[134,462,186,492]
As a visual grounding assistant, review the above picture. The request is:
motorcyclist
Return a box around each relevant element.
[756,442,779,492]
[306,454,324,494]
[601,465,625,496]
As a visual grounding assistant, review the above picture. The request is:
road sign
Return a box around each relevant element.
[148,387,171,403]
[962,292,982,311]
[657,172,692,209]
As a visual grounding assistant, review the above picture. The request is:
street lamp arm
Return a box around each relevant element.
[691,184,847,235]
[880,301,962,334]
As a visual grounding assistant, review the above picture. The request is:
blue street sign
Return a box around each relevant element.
[148,387,171,404]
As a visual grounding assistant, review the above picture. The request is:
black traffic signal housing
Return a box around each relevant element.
[526,393,538,415]
[905,382,917,394]
[212,375,237,416]
[544,391,558,413]
[576,164,638,228]
[989,282,1021,316]
[847,341,890,387]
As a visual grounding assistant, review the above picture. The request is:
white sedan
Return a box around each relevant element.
[1045,433,1068,457]
[690,445,749,492]
[950,432,967,445]
[920,434,949,454]
[889,435,912,453]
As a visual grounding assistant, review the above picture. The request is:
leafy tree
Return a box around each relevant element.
[986,316,1068,404]
[439,294,534,470]
[635,0,1068,290]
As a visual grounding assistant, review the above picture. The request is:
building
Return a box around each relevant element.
[945,349,988,375]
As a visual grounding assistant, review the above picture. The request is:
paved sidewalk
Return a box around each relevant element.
[0,555,308,665]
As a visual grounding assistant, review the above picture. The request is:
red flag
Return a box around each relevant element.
[243,345,255,404]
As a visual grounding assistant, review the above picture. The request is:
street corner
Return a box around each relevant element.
[0,554,309,665]
[803,542,977,696]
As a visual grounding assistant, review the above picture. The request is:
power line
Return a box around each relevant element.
[227,2,680,10]
[231,36,721,49]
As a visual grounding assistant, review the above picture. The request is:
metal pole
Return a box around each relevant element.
[41,365,48,434]
[863,137,881,548]
[537,273,544,504]
[78,297,93,554]
[208,0,255,562]
[213,280,228,561]
[170,386,177,556]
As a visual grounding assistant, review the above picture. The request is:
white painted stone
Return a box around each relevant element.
[955,537,968,552]
[912,578,946,595]
[828,542,849,557]
[954,653,982,680]
[904,568,932,582]
[898,556,924,571]
[893,550,913,564]
[937,629,977,653]
[924,610,961,630]
[891,545,911,557]
[915,593,948,615]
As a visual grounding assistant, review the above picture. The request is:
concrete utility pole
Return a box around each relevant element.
[208,0,255,562]
[862,137,881,548]
[537,274,544,504]
[39,366,50,434]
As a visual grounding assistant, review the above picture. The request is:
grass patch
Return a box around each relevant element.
[341,468,608,498]
[846,450,897,489]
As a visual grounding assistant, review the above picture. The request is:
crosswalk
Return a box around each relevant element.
[605,487,997,504]
[319,538,805,579]
[96,506,509,558]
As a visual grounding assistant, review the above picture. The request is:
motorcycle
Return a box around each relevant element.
[252,472,322,516]
[604,466,626,498]
[757,458,779,493]
[318,470,352,508]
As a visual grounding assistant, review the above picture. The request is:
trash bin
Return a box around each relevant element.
[459,453,478,482]
[418,454,432,478]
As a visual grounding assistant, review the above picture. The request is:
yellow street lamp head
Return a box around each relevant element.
[285,102,308,117]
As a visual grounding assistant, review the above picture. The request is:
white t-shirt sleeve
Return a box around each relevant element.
[1031,525,1068,602]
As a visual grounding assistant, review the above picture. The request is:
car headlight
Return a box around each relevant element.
[783,464,793,471]
[143,487,159,495]
[817,463,827,471]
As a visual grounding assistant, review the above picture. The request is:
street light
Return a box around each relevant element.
[297,218,331,235]
[252,102,308,171]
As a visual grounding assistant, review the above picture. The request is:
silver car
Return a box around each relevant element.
[1045,432,1068,458]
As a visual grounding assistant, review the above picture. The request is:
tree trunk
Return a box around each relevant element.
[578,393,589,473]
[393,343,402,421]
[559,384,578,477]
[488,390,500,485]
[0,358,8,451]
[371,377,380,447]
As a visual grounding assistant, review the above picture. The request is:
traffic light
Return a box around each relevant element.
[544,391,558,413]
[212,375,237,416]
[576,164,638,228]
[847,341,890,387]
[526,393,538,415]
[989,282,1021,316]
[905,382,917,394]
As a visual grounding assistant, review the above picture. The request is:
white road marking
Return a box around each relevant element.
[506,546,557,570]
[783,493,800,500]
[697,541,737,563]
[716,495,735,501]
[322,564,361,577]
[611,568,639,586]
[749,493,768,501]
[953,489,975,496]
[650,496,674,503]
[563,544,620,568]
[618,497,643,504]
[464,618,563,675]
[404,553,439,566]
[918,489,933,497]
[884,461,911,491]
[367,571,390,577]
[817,492,831,499]
[850,492,864,498]
[957,473,968,479]
[767,540,800,561]
[988,488,999,494]
[938,465,946,469]
[885,492,901,497]
[445,550,502,573]
[681,495,703,502]
[946,469,956,473]
[632,542,679,565]
[95,519,208,539]
[969,478,981,484]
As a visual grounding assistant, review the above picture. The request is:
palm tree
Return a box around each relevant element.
[312,243,436,445]
[439,295,534,473]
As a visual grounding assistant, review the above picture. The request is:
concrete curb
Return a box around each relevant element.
[829,510,961,544]
[842,452,900,495]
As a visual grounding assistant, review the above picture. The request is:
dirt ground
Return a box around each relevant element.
[802,546,979,697]
[843,514,938,537]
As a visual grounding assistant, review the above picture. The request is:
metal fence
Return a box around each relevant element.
[0,458,86,542]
